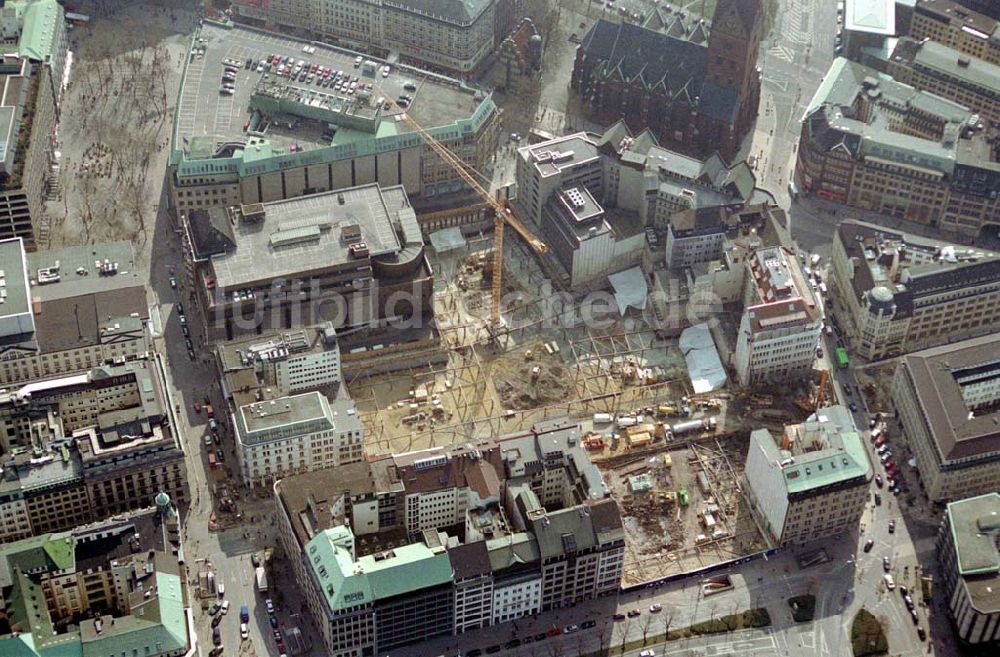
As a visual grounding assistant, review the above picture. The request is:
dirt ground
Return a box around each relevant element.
[599,440,767,585]
[44,0,199,267]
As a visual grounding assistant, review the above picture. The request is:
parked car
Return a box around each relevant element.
[627,609,641,618]
[917,626,926,641]
[910,608,919,624]
[863,538,874,552]
[265,598,275,614]
[581,620,596,629]
[884,574,895,590]
[874,493,882,506]
[208,603,220,616]
[883,556,891,572]
[613,613,626,621]
[240,623,249,640]
[211,613,223,628]
[649,604,662,613]
[888,520,896,534]
[875,475,883,488]
[562,624,579,634]
[221,600,229,614]
[640,651,656,657]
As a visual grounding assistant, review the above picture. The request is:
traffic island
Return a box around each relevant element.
[666,607,772,640]
[851,608,889,656]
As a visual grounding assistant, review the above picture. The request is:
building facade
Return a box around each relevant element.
[734,246,822,386]
[0,0,68,249]
[797,58,1000,237]
[570,0,762,160]
[0,239,150,386]
[936,493,1000,645]
[0,503,191,657]
[830,220,1000,360]
[275,423,623,657]
[886,37,1000,127]
[0,357,188,536]
[168,24,500,221]
[231,0,497,73]
[891,335,1000,502]
[183,184,433,339]
[743,406,872,547]
[234,391,363,487]
[909,0,1000,66]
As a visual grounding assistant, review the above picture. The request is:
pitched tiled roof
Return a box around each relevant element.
[579,20,739,123]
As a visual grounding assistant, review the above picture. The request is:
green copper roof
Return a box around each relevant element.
[306,526,453,613]
[1,533,75,579]
[80,571,188,657]
[8,0,64,61]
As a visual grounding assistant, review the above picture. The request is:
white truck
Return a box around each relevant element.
[255,566,268,593]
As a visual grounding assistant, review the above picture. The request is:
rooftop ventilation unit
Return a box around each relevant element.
[564,188,586,209]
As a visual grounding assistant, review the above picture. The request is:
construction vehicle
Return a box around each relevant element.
[371,82,547,334]
[794,369,832,413]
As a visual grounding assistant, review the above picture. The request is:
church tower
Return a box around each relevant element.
[705,0,763,154]
[706,0,763,94]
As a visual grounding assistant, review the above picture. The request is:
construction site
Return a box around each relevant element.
[327,42,836,584]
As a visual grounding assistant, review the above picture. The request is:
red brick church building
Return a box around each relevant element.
[571,0,763,161]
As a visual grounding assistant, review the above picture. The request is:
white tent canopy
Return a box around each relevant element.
[608,267,648,316]
[679,323,727,393]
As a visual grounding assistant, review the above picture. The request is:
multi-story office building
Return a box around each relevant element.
[734,245,822,386]
[216,324,342,405]
[886,37,1000,126]
[0,238,150,385]
[664,203,773,270]
[230,0,497,73]
[0,0,68,249]
[830,220,1000,359]
[168,23,500,220]
[183,184,431,339]
[0,501,192,657]
[234,390,363,488]
[797,57,1000,237]
[0,356,188,530]
[570,0,763,161]
[744,405,872,547]
[514,126,754,286]
[598,123,757,228]
[910,0,1000,66]
[275,422,622,657]
[891,335,1000,501]
[936,492,1000,645]
[538,186,644,288]
[514,133,604,226]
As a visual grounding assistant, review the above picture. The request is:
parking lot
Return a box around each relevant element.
[176,24,486,153]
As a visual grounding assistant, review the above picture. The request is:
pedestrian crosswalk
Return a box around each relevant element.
[769,45,796,63]
[783,0,810,45]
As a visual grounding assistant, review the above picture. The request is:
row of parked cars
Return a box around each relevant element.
[464,620,597,656]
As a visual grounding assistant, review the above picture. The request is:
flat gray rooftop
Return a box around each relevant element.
[176,23,485,152]
[520,133,599,178]
[25,241,143,302]
[238,391,332,436]
[0,238,30,319]
[209,184,400,290]
[946,492,1000,613]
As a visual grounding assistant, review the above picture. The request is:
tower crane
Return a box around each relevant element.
[374,84,547,331]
